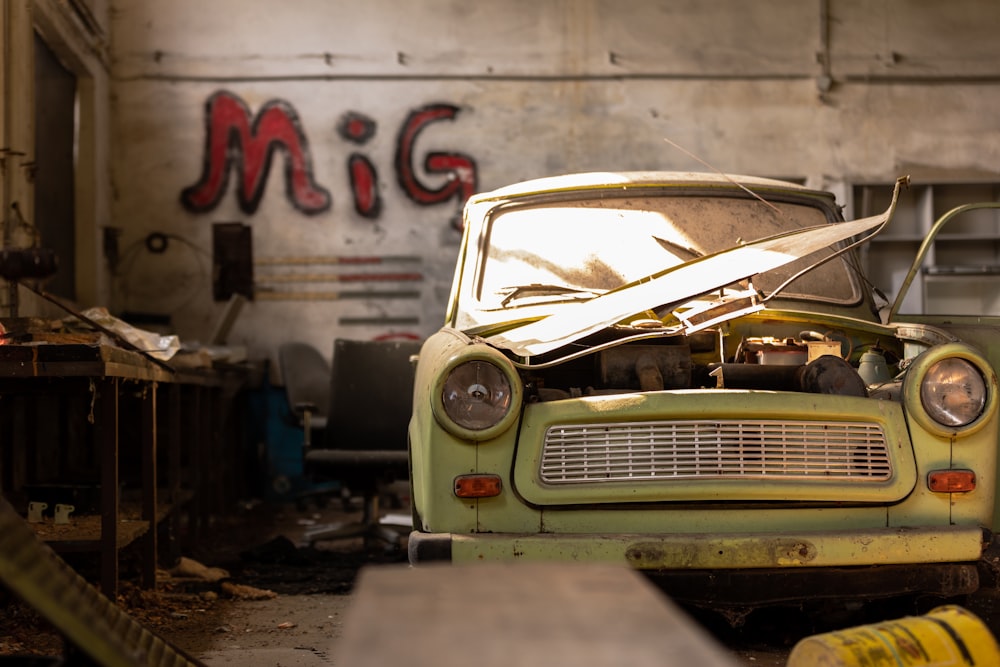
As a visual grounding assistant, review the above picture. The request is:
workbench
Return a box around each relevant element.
[0,342,253,599]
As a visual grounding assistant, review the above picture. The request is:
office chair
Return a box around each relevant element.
[302,337,421,549]
[277,342,330,450]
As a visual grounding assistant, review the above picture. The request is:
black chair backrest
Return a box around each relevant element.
[325,338,421,452]
[278,342,331,421]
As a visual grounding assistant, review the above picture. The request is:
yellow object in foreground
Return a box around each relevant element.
[788,605,999,667]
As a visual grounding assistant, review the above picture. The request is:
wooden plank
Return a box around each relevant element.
[337,562,739,667]
[141,380,158,589]
[30,499,183,549]
[23,333,107,345]
[0,344,167,381]
[97,377,119,599]
[0,343,114,363]
[33,518,149,551]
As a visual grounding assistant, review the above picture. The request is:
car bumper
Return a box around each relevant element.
[408,526,988,570]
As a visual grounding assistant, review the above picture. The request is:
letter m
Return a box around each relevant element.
[181,91,331,215]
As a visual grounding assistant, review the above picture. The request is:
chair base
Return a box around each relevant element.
[301,493,410,552]
[303,520,402,549]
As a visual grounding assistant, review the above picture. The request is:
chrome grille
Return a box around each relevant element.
[540,420,891,484]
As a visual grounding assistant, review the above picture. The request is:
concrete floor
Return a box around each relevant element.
[160,496,789,667]
[128,483,1000,667]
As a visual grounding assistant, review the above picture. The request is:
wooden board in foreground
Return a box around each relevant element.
[337,561,738,667]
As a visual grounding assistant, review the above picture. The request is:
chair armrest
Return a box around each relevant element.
[293,401,318,418]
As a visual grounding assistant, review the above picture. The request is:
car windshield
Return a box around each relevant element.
[474,195,860,311]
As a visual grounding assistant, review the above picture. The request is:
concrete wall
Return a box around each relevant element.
[107,0,1000,368]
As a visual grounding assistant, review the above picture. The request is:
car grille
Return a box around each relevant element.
[540,420,891,484]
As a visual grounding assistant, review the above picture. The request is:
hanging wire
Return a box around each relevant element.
[114,232,210,316]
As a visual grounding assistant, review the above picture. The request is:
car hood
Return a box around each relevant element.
[484,177,909,359]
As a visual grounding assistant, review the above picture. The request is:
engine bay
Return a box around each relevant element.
[521,326,905,403]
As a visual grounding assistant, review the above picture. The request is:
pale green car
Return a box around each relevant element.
[407,171,1000,606]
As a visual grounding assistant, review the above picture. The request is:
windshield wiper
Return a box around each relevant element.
[498,284,605,306]
[652,236,702,262]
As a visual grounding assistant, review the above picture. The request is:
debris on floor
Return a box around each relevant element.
[220,581,278,601]
[168,556,230,583]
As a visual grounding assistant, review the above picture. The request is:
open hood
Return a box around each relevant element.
[485,177,908,359]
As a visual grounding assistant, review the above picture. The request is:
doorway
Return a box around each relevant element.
[33,33,77,301]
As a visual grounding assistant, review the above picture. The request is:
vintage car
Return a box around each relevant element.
[407,171,1000,607]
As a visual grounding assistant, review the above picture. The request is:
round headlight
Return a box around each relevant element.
[442,360,512,430]
[920,358,987,427]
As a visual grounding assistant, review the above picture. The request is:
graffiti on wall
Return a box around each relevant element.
[181,92,332,215]
[339,111,382,219]
[395,105,477,217]
[181,90,478,227]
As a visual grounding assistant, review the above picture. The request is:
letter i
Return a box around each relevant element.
[338,112,382,219]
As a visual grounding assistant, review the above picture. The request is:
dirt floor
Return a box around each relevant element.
[0,498,405,661]
[4,498,999,666]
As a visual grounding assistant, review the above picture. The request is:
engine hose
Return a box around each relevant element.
[0,497,205,667]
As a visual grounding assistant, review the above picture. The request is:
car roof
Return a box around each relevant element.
[469,171,835,204]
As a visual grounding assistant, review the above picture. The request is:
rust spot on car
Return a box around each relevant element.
[626,544,666,564]
[626,539,817,568]
[781,542,816,564]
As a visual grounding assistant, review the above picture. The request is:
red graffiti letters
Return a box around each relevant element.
[338,111,377,145]
[181,91,332,215]
[348,153,382,218]
[182,93,478,225]
[395,104,477,211]
[339,112,383,218]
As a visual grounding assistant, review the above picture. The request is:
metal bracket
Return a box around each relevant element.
[54,504,75,525]
[27,501,48,522]
[0,148,26,171]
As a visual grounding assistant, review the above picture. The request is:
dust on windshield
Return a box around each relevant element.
[475,195,860,310]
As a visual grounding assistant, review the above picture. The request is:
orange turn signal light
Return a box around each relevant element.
[454,474,502,498]
[928,469,976,493]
